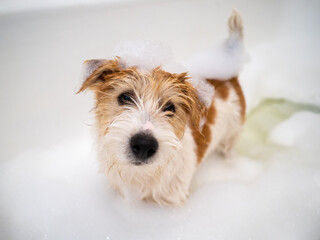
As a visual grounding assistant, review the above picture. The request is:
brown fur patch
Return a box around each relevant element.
[191,101,216,163]
[207,79,230,100]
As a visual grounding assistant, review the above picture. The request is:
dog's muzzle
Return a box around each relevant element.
[129,132,158,164]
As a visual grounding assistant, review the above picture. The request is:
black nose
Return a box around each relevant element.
[130,133,158,162]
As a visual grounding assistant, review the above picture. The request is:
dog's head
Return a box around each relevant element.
[78,58,204,175]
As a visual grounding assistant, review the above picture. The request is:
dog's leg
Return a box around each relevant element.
[216,130,241,158]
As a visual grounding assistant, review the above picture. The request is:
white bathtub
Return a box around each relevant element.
[1,0,320,239]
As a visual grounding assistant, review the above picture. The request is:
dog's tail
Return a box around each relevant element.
[226,9,244,47]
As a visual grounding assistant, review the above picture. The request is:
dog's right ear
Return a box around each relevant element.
[77,58,121,93]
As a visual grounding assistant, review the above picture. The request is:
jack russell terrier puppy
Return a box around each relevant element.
[78,10,246,206]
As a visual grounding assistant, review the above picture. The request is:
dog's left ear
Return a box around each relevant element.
[176,73,206,130]
[77,58,121,93]
[187,87,206,131]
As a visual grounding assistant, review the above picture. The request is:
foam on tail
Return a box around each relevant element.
[184,10,249,81]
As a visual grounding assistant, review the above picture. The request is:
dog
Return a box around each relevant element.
[78,10,246,206]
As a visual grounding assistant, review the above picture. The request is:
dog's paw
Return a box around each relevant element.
[143,189,189,206]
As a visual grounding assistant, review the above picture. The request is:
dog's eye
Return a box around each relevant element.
[163,102,175,114]
[118,92,133,105]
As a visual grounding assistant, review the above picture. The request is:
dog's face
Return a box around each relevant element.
[78,58,203,178]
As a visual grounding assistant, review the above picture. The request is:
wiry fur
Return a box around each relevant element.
[78,10,246,206]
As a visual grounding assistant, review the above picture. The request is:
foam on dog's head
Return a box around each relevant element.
[112,40,177,72]
[80,40,215,109]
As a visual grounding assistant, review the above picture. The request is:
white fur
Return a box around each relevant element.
[207,86,243,156]
[142,120,155,131]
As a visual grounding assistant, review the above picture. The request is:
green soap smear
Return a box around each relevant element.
[235,98,320,159]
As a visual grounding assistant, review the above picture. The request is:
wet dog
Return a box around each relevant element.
[78,10,246,206]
